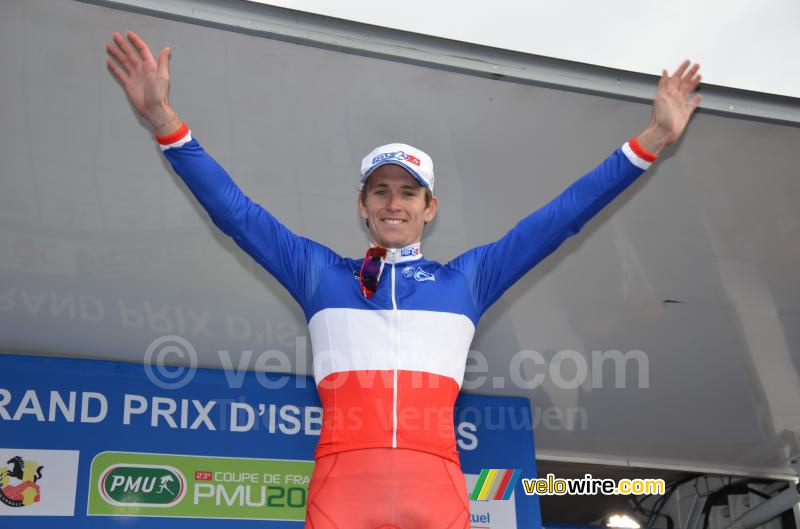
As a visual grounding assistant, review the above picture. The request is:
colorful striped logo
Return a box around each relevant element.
[469,469,521,500]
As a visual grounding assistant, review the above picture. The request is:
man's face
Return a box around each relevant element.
[358,164,438,249]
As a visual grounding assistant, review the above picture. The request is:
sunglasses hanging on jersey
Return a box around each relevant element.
[360,246,387,299]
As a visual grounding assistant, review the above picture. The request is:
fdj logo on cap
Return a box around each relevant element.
[99,464,186,507]
[372,151,421,167]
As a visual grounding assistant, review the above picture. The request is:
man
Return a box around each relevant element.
[107,30,700,529]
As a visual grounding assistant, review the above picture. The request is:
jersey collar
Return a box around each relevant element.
[380,242,423,264]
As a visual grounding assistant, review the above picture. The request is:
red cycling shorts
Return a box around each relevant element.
[304,448,470,529]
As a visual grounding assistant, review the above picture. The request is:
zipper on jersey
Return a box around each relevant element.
[389,248,398,449]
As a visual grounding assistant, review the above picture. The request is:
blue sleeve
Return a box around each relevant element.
[161,138,342,311]
[447,145,648,316]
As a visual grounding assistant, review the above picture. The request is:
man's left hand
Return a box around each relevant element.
[637,60,702,156]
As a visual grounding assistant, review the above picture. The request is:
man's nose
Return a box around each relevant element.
[386,192,402,210]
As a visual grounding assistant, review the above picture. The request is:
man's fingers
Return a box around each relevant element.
[113,32,140,66]
[127,30,156,65]
[688,94,702,113]
[671,59,691,80]
[106,42,132,75]
[157,47,171,78]
[106,58,129,84]
[680,63,700,87]
[688,74,701,92]
[680,66,701,97]
[659,69,669,87]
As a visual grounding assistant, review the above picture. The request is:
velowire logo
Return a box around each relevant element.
[99,464,186,507]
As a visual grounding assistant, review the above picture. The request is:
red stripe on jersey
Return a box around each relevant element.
[315,370,461,464]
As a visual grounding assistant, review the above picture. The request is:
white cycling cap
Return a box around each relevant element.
[360,143,434,192]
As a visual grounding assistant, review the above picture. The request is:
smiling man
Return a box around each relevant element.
[107,29,700,529]
[359,146,437,251]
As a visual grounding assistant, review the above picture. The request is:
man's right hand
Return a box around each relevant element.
[106,31,181,136]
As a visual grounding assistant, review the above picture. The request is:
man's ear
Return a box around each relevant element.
[357,192,368,219]
[424,195,439,223]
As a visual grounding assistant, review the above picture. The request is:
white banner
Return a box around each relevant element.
[0,448,80,516]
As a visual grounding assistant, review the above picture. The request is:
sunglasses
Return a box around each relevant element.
[359,246,387,299]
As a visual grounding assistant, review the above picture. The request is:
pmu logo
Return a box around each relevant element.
[99,464,186,507]
[400,247,420,257]
[0,456,44,508]
[372,151,421,167]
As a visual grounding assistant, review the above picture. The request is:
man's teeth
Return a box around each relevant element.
[383,219,405,224]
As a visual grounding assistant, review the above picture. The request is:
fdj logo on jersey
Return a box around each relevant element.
[99,465,186,507]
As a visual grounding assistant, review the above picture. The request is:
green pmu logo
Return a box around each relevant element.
[98,465,186,507]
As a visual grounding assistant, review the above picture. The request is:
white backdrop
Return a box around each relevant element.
[251,0,800,99]
[3,0,800,476]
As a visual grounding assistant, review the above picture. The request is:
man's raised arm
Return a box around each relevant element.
[448,61,702,315]
[106,31,341,310]
[106,31,182,137]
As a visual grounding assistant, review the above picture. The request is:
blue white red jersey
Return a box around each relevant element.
[158,123,655,464]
